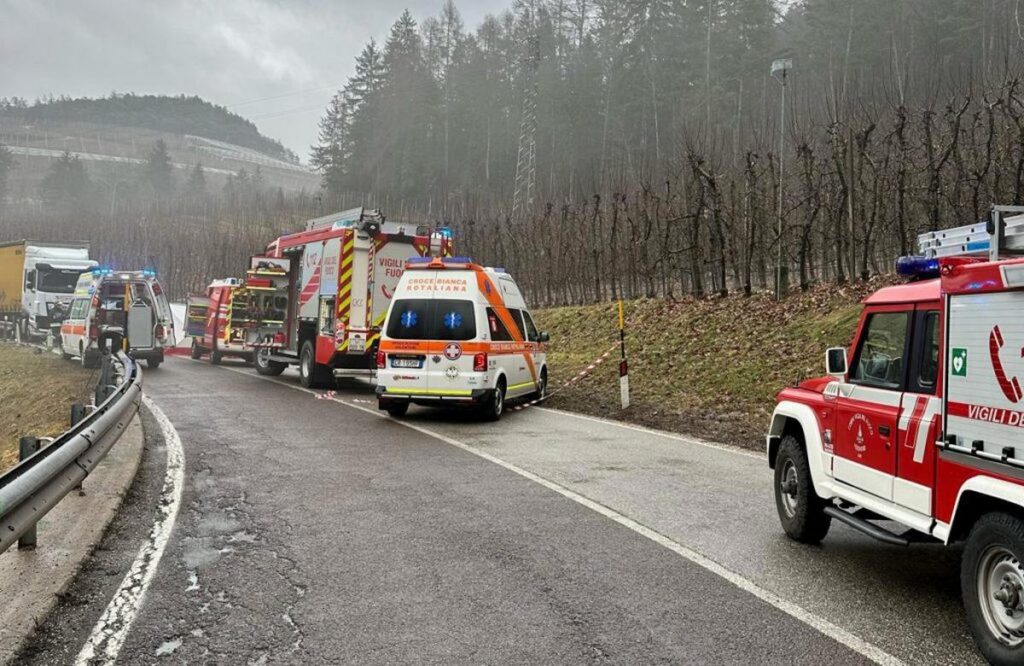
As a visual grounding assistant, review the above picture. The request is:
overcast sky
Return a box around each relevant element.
[0,0,509,162]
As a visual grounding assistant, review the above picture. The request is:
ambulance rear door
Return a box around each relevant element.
[382,271,438,397]
[422,271,478,400]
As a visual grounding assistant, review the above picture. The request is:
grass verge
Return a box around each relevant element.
[534,278,897,450]
[0,344,93,472]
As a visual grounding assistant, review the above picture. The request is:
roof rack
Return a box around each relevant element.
[918,205,1024,260]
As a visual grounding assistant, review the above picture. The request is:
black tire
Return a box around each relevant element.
[299,340,332,389]
[962,512,1024,665]
[254,348,286,376]
[532,368,548,401]
[190,340,203,360]
[386,402,410,418]
[484,378,506,421]
[147,357,162,369]
[210,350,223,365]
[773,435,831,544]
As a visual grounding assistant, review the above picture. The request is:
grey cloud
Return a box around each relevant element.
[0,0,509,160]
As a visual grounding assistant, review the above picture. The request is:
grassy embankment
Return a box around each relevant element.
[534,277,897,449]
[0,345,92,471]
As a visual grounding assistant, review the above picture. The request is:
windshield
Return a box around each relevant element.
[386,299,476,341]
[36,268,84,294]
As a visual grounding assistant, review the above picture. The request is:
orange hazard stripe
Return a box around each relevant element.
[474,271,538,385]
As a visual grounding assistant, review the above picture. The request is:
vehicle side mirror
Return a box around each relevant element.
[537,331,550,343]
[25,270,35,289]
[826,347,847,377]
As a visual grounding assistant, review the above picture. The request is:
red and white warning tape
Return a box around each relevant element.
[512,342,620,411]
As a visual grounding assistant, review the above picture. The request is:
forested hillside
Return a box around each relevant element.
[0,94,298,163]
[313,0,1024,303]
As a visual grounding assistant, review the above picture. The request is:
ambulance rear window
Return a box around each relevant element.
[387,299,476,340]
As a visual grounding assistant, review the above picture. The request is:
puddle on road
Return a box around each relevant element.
[197,513,243,536]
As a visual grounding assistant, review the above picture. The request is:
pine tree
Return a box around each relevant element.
[143,139,175,199]
[40,151,92,210]
[185,162,207,202]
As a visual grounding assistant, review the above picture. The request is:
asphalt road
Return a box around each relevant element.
[21,357,982,664]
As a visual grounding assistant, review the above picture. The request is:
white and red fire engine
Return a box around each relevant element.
[244,207,450,388]
[768,205,1024,664]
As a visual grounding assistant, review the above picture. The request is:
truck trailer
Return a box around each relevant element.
[244,207,450,388]
[0,240,98,342]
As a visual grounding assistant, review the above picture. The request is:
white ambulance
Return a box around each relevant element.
[59,268,174,368]
[375,256,549,420]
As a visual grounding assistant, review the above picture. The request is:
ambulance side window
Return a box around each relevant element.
[486,308,514,342]
[850,311,910,389]
[521,311,539,342]
[70,299,88,320]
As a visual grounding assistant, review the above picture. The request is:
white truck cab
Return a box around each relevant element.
[376,256,549,420]
[0,240,97,341]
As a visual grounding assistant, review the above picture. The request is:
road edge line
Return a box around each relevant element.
[210,362,903,666]
[75,395,185,665]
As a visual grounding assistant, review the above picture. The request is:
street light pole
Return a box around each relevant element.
[771,58,792,300]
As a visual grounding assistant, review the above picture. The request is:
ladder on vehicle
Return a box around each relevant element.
[918,205,1024,260]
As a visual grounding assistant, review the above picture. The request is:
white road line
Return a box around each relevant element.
[76,395,185,666]
[210,361,903,666]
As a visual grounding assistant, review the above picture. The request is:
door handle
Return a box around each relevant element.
[879,425,891,437]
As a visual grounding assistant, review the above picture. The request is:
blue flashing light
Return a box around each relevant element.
[141,268,157,278]
[91,266,113,276]
[445,256,474,264]
[439,227,453,238]
[407,257,432,264]
[896,255,940,280]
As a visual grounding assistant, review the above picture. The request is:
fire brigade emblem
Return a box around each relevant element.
[444,342,462,361]
[847,413,874,458]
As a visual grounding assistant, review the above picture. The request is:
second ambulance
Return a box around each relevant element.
[376,256,549,420]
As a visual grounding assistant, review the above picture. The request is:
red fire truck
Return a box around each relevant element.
[244,208,450,388]
[185,278,253,364]
[768,205,1024,664]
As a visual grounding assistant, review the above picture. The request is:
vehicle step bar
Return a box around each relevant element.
[823,506,909,547]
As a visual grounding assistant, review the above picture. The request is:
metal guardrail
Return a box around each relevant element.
[0,348,143,553]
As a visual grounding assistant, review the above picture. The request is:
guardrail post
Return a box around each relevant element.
[95,353,111,404]
[18,436,40,550]
[71,403,87,495]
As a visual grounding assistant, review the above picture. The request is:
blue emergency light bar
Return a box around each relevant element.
[896,256,940,280]
[142,268,157,278]
[91,266,114,276]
